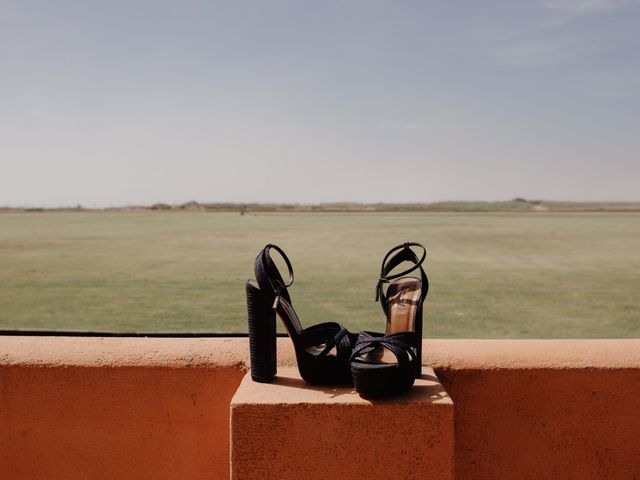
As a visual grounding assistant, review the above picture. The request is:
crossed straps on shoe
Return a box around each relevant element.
[350,331,419,370]
[300,322,357,365]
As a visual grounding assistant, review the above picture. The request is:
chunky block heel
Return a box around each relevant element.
[351,242,429,396]
[415,303,423,378]
[246,281,277,383]
[246,244,357,385]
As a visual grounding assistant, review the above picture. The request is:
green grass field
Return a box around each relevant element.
[1,211,639,337]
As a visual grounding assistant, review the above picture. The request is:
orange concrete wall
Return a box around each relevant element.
[0,338,247,480]
[428,340,640,479]
[2,338,640,479]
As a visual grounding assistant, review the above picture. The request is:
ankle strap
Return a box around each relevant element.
[375,242,428,309]
[254,244,294,305]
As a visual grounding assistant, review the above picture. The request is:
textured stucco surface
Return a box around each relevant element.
[426,338,640,369]
[2,337,640,479]
[440,368,640,479]
[0,336,247,368]
[231,366,454,480]
[5,337,639,370]
[429,341,640,479]
[0,365,244,480]
[0,337,247,480]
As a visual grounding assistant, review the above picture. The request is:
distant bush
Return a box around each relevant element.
[151,203,172,210]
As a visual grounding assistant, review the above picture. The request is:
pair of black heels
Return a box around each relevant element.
[245,242,428,397]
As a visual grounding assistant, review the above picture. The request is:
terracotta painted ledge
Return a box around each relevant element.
[2,336,640,370]
[3,337,640,480]
[231,366,454,480]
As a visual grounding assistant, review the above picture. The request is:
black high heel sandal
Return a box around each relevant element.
[350,242,429,396]
[246,244,356,385]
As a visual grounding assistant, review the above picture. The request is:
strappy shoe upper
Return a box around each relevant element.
[300,322,356,368]
[351,331,419,371]
[253,244,357,384]
[351,242,429,396]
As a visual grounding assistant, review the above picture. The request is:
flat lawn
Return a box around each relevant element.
[0,211,639,337]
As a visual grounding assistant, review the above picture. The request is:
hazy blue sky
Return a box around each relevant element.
[1,0,639,206]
